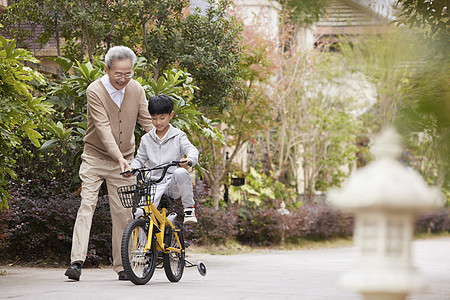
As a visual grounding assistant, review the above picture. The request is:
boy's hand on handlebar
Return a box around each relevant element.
[178,158,192,168]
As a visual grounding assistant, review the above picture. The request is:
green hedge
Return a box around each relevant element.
[0,179,112,266]
[1,179,448,265]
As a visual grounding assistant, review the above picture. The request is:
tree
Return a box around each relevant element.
[395,0,449,57]
[339,29,421,129]
[192,22,276,209]
[278,0,328,52]
[59,0,115,61]
[0,0,43,50]
[116,0,187,80]
[279,0,328,25]
[260,50,360,200]
[104,0,243,109]
[0,35,53,211]
[2,0,244,110]
[179,0,243,110]
[0,0,113,61]
[394,0,450,191]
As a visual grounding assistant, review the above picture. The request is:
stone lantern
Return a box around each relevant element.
[328,127,444,300]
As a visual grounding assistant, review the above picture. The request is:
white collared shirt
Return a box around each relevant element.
[100,75,125,108]
[156,130,169,144]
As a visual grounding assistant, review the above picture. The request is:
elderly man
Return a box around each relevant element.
[65,46,153,281]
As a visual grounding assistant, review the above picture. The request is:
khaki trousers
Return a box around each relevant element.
[70,154,135,273]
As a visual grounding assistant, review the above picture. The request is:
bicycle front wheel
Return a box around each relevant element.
[121,219,157,285]
[163,221,185,282]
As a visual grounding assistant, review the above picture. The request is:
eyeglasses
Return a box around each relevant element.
[112,73,133,79]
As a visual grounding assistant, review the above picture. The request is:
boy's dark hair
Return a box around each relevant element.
[148,94,174,115]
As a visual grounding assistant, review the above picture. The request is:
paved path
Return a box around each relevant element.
[1,238,449,300]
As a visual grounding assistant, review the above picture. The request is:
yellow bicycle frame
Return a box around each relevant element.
[141,196,183,255]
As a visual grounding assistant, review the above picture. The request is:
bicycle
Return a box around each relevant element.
[117,161,206,285]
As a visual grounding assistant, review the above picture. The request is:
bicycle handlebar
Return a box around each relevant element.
[120,160,192,183]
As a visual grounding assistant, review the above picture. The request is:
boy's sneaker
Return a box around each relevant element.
[184,207,197,224]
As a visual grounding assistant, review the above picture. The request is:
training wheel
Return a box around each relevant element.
[197,261,207,276]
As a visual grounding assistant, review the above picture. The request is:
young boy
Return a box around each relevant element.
[125,94,198,224]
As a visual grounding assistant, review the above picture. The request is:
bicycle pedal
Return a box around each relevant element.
[167,212,177,223]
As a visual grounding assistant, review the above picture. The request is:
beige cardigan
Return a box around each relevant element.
[83,79,153,162]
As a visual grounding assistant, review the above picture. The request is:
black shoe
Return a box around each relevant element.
[118,270,130,280]
[65,262,82,281]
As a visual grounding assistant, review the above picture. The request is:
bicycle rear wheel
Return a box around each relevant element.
[121,219,157,285]
[163,221,185,282]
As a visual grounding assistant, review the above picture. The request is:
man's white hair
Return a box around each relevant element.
[105,46,136,69]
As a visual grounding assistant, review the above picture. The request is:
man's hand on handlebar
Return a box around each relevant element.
[118,157,134,178]
[121,169,134,178]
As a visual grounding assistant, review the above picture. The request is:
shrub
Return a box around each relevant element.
[292,204,354,240]
[415,208,450,233]
[0,179,113,266]
[1,177,448,266]
[184,203,239,246]
[236,203,354,245]
[229,167,297,209]
[0,180,76,263]
[236,206,285,245]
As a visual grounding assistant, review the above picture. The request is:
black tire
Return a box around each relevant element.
[197,261,207,276]
[163,221,185,282]
[121,219,157,285]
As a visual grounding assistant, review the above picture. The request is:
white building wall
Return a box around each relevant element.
[233,0,280,40]
[355,0,397,19]
[228,0,281,173]
[296,25,316,52]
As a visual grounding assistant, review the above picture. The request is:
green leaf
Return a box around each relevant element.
[21,121,42,147]
[49,56,74,72]
[4,166,17,179]
[40,139,59,150]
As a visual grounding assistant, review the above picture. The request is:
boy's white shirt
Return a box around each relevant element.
[100,75,125,108]
[156,130,168,144]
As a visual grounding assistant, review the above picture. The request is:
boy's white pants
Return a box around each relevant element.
[152,168,195,208]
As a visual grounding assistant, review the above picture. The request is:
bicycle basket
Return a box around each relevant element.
[117,182,156,208]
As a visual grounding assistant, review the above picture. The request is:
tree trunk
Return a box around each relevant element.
[83,22,93,62]
[209,180,222,210]
[153,58,163,82]
[54,17,61,57]
[265,129,273,170]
